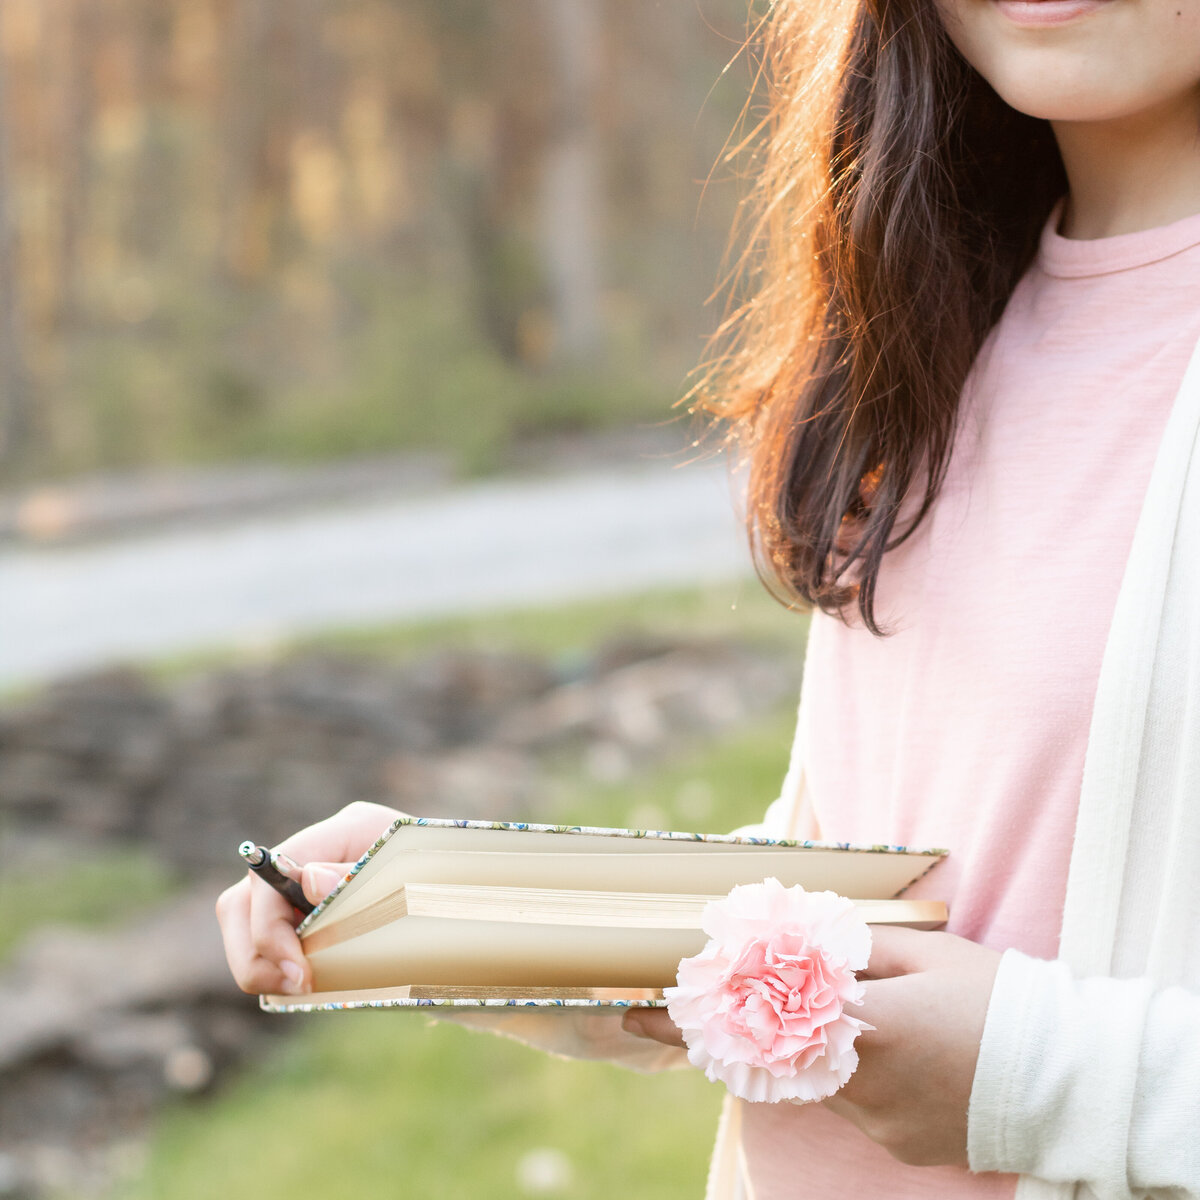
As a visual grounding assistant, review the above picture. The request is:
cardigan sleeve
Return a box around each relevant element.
[967,949,1200,1197]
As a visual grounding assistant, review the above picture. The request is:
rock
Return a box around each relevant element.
[162,1045,214,1093]
[0,889,242,1074]
[0,637,795,869]
[382,746,543,816]
[0,884,275,1196]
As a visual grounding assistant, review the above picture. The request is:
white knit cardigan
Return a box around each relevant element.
[962,329,1200,1197]
[451,334,1200,1197]
[705,331,1200,1200]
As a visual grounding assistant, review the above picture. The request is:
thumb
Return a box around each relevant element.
[861,924,951,979]
[299,861,354,905]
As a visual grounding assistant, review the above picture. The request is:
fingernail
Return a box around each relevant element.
[623,1012,647,1038]
[309,865,344,896]
[272,851,302,881]
[280,960,307,994]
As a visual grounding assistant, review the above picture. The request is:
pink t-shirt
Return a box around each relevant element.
[739,206,1200,1197]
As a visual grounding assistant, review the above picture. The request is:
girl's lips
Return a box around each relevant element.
[993,0,1112,26]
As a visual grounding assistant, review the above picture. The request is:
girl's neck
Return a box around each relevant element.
[1052,92,1200,240]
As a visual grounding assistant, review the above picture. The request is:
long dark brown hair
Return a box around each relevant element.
[693,0,1066,633]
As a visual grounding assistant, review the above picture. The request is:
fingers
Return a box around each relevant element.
[864,925,1001,981]
[622,1008,687,1048]
[215,875,308,996]
[248,871,308,974]
[274,802,402,867]
[270,852,353,906]
[861,925,962,979]
[299,861,355,905]
[216,805,405,999]
[860,925,924,979]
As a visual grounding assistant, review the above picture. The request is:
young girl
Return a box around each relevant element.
[217,1,1200,1196]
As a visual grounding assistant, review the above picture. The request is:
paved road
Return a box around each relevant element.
[0,461,752,690]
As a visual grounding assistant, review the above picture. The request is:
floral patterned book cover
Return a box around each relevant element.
[260,816,946,1014]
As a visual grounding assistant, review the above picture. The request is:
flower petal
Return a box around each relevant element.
[668,879,875,1106]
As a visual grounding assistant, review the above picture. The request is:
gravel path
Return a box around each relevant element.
[0,461,751,690]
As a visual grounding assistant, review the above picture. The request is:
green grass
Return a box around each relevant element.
[542,703,800,834]
[143,580,807,685]
[0,847,178,966]
[120,1015,723,1200]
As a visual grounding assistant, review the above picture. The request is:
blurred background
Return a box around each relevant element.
[0,2,814,1197]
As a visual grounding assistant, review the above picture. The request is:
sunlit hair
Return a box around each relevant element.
[692,0,1065,633]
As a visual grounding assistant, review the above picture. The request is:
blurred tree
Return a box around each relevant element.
[128,1,176,261]
[220,0,281,281]
[3,0,753,479]
[51,0,95,331]
[537,0,604,365]
[0,41,31,466]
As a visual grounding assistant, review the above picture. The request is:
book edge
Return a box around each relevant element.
[260,994,667,1013]
[295,815,950,935]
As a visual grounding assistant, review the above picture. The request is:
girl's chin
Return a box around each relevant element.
[990,86,1135,125]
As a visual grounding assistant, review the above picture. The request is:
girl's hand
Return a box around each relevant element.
[821,926,1000,1167]
[622,926,1001,1168]
[214,801,404,996]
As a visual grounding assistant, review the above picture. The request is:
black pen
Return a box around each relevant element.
[238,841,315,916]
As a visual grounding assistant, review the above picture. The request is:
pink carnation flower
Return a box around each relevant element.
[664,877,873,1104]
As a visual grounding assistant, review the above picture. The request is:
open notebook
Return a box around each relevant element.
[261,817,947,1013]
